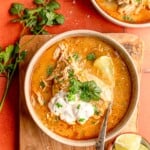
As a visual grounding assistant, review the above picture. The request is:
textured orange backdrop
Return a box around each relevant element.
[0,0,150,150]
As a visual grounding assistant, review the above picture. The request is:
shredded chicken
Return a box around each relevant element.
[116,0,150,15]
[53,47,61,60]
[46,42,84,96]
[33,91,45,105]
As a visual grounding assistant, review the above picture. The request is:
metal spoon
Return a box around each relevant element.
[95,103,111,150]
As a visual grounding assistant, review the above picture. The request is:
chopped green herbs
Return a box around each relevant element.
[67,71,101,102]
[77,104,80,109]
[80,81,101,102]
[68,69,74,78]
[47,65,54,76]
[9,0,65,34]
[68,77,81,94]
[0,45,14,65]
[39,81,45,89]
[123,15,134,22]
[0,44,27,111]
[55,102,63,108]
[78,118,85,122]
[86,53,96,61]
[34,0,45,5]
[10,3,24,15]
[94,106,100,115]
[66,93,76,101]
[73,53,79,61]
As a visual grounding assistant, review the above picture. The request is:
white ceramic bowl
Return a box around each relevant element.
[91,0,150,28]
[24,30,140,146]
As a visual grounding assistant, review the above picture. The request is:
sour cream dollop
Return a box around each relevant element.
[48,91,94,125]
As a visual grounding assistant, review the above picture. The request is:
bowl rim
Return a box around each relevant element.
[91,0,150,28]
[24,29,140,146]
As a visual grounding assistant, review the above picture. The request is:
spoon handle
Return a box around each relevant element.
[96,103,111,150]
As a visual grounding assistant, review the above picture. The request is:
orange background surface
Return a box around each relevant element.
[0,0,150,150]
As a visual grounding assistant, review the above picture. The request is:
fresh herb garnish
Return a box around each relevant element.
[86,52,96,61]
[123,15,134,22]
[9,0,65,34]
[34,0,45,5]
[80,81,101,102]
[73,53,79,61]
[0,44,27,111]
[39,81,45,89]
[78,118,85,122]
[47,65,54,76]
[68,77,81,94]
[77,104,80,109]
[68,69,74,78]
[0,0,64,111]
[10,3,24,15]
[66,76,81,101]
[67,70,101,102]
[67,93,76,101]
[55,102,63,108]
[94,106,100,115]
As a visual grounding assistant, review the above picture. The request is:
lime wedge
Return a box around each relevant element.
[114,134,142,150]
[139,144,149,150]
[93,56,114,84]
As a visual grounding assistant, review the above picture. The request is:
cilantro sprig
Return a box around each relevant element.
[0,0,64,111]
[9,0,65,34]
[0,44,27,111]
[67,70,101,102]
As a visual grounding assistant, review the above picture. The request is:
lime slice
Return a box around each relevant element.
[114,134,142,150]
[139,144,149,150]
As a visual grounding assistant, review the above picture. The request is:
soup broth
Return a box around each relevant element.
[30,36,131,140]
[95,0,150,24]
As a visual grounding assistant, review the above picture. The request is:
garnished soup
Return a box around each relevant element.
[95,0,150,23]
[30,36,131,140]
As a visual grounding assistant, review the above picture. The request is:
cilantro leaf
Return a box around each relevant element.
[46,11,56,25]
[0,63,5,73]
[77,104,80,109]
[4,45,14,64]
[55,102,63,108]
[78,118,85,122]
[0,45,14,64]
[47,65,54,76]
[66,93,76,101]
[17,51,27,62]
[9,0,65,35]
[10,3,24,15]
[0,44,27,111]
[67,71,101,102]
[68,77,81,94]
[55,14,65,24]
[73,53,79,61]
[40,81,45,89]
[86,53,96,61]
[94,106,100,115]
[34,0,45,5]
[46,0,60,11]
[80,81,101,102]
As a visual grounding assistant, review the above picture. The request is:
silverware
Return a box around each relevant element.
[95,103,111,150]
